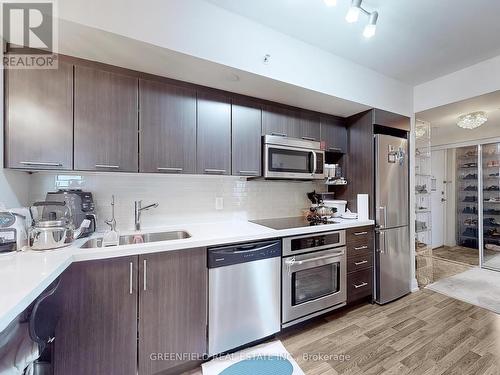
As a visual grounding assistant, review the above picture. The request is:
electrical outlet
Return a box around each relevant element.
[215,197,224,210]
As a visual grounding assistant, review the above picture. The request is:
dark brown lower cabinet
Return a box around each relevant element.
[53,249,207,375]
[54,256,138,375]
[346,226,374,305]
[138,248,207,375]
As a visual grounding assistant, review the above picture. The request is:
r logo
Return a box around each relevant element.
[3,2,53,54]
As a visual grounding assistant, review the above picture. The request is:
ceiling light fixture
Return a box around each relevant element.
[343,0,379,38]
[345,0,361,23]
[323,0,337,7]
[457,111,488,129]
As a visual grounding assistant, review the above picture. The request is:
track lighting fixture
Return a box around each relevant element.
[337,0,379,38]
[323,0,337,7]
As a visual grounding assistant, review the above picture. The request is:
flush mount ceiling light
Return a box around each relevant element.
[343,0,379,38]
[457,111,488,129]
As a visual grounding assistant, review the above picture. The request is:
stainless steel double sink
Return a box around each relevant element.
[80,231,191,249]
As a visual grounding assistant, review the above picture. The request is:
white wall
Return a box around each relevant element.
[29,173,325,231]
[414,54,500,113]
[57,0,413,116]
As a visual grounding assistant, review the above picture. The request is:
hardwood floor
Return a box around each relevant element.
[185,290,500,375]
[433,246,479,266]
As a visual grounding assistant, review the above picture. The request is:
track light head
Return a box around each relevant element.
[345,0,362,23]
[363,11,378,38]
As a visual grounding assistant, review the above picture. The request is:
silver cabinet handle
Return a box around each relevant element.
[354,260,368,266]
[157,167,183,172]
[239,170,259,176]
[143,259,147,291]
[328,147,343,152]
[204,169,226,174]
[302,136,316,141]
[129,262,133,295]
[354,245,368,250]
[284,251,344,266]
[20,161,62,167]
[271,132,287,137]
[354,231,368,236]
[95,164,120,169]
[354,282,368,289]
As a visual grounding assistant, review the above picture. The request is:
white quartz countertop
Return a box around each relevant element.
[0,218,373,332]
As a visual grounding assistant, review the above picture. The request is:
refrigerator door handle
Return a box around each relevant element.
[379,206,387,228]
[378,231,386,254]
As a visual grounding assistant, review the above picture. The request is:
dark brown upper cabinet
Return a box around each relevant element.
[196,92,231,175]
[139,79,196,174]
[138,248,207,375]
[5,61,73,170]
[54,256,138,375]
[320,116,348,153]
[262,105,320,141]
[231,99,262,177]
[74,65,138,172]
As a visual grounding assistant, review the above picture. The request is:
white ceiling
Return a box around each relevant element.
[417,90,500,129]
[205,0,500,85]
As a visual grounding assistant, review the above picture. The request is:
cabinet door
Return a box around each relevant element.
[232,99,262,176]
[5,61,73,169]
[74,65,138,172]
[320,116,347,153]
[262,105,301,138]
[139,79,196,174]
[138,248,207,375]
[262,105,320,141]
[54,256,138,375]
[197,92,231,175]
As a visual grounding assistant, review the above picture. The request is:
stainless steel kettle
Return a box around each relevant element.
[29,201,73,250]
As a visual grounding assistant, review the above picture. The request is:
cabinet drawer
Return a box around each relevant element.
[347,253,373,273]
[347,243,372,259]
[347,226,374,244]
[347,268,373,304]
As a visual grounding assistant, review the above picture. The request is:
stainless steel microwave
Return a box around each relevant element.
[263,135,325,180]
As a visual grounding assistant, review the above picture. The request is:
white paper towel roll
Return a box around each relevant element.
[357,194,369,221]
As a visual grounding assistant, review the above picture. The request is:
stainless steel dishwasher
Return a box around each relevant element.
[208,239,281,356]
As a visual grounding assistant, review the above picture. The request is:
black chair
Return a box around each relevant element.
[27,278,61,375]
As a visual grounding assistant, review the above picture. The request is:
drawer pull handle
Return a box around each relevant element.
[354,231,368,236]
[129,262,133,295]
[205,169,226,174]
[354,245,368,250]
[239,170,259,176]
[157,167,183,172]
[301,136,316,141]
[20,161,62,167]
[328,147,343,152]
[95,164,120,169]
[354,260,368,266]
[354,282,368,289]
[271,132,287,137]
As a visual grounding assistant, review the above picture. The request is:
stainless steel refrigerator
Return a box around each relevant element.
[374,133,411,304]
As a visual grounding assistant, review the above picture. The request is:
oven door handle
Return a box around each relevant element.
[285,251,344,266]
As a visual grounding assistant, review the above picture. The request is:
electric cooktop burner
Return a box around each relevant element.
[250,216,339,230]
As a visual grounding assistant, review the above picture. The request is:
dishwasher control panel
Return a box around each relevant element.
[208,239,281,268]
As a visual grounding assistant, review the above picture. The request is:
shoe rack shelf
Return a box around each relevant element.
[415,120,433,287]
[482,144,500,248]
[457,145,479,249]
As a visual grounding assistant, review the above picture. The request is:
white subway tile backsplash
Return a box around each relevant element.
[28,172,326,231]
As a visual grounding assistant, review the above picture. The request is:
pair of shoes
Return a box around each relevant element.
[461,239,477,248]
[463,228,478,237]
[463,206,478,214]
[490,172,500,177]
[485,208,500,215]
[484,218,500,227]
[485,228,500,237]
[464,185,477,191]
[487,160,500,167]
[464,218,478,226]
[462,163,477,168]
[485,197,500,203]
[463,174,478,180]
[463,196,477,202]
[485,185,500,191]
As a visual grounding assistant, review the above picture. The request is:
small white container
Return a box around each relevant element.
[323,200,347,217]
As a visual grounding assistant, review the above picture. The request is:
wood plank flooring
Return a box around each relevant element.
[433,246,479,266]
[185,290,500,375]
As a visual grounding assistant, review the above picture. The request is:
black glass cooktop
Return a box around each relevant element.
[250,216,338,230]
